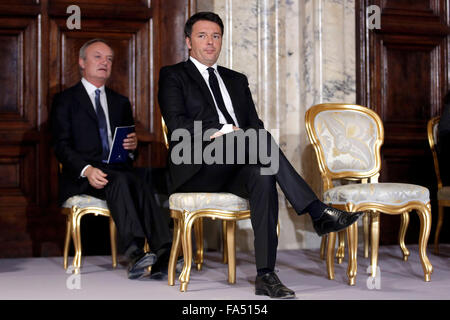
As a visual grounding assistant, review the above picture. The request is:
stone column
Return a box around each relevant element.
[196,0,356,250]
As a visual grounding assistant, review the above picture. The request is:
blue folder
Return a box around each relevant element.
[107,125,135,164]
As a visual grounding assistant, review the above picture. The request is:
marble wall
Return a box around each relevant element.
[196,0,356,250]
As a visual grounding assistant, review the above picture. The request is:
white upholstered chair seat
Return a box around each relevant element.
[169,192,249,212]
[324,183,430,206]
[62,194,109,209]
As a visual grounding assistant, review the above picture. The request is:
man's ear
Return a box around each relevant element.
[185,37,192,50]
[78,57,85,70]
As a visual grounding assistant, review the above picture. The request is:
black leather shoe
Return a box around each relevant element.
[313,206,364,236]
[149,249,170,280]
[127,252,157,280]
[255,272,296,299]
[150,256,184,280]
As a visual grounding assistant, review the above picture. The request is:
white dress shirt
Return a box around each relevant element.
[189,56,239,134]
[80,77,113,177]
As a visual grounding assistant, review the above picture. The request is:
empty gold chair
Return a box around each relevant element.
[427,116,450,254]
[305,103,433,285]
[62,194,117,273]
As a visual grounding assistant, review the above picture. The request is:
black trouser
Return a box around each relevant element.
[176,129,318,270]
[85,166,172,256]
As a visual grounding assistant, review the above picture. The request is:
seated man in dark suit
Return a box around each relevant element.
[438,91,450,185]
[158,12,363,298]
[51,38,172,279]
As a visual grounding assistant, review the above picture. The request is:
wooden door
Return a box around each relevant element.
[357,0,449,244]
[0,0,194,258]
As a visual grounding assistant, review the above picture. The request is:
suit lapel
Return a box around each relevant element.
[184,59,218,113]
[105,87,118,136]
[74,81,98,123]
[217,67,244,126]
[75,81,116,137]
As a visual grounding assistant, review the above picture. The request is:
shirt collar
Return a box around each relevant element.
[189,56,218,75]
[81,77,105,96]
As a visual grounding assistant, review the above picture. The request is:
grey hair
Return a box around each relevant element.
[79,38,114,60]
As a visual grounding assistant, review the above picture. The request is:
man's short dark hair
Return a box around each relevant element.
[184,11,224,38]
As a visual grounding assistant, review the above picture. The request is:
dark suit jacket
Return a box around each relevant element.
[438,93,450,185]
[51,81,135,204]
[158,59,264,193]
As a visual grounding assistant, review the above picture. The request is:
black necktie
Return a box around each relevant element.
[207,67,236,126]
[95,89,110,161]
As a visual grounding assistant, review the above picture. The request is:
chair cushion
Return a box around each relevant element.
[314,110,379,173]
[169,192,249,212]
[438,186,450,201]
[62,194,109,209]
[324,183,429,206]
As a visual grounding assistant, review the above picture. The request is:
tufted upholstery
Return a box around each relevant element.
[324,183,430,206]
[169,192,249,212]
[62,194,109,209]
[314,110,378,173]
[306,104,433,285]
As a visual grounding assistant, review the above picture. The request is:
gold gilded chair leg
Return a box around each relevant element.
[320,235,327,260]
[417,204,433,281]
[144,239,150,253]
[336,230,345,264]
[370,211,380,278]
[71,207,82,274]
[326,232,336,280]
[63,214,72,270]
[346,222,358,286]
[222,220,228,264]
[179,211,194,292]
[434,205,444,255]
[363,212,370,258]
[194,218,203,271]
[168,217,181,286]
[276,220,280,237]
[226,220,237,284]
[109,217,117,268]
[399,212,410,261]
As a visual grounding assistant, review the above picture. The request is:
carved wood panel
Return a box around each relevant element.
[0,0,192,258]
[357,0,450,244]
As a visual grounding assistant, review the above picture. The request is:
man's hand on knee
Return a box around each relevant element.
[85,166,108,189]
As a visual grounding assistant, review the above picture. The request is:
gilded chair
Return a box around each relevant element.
[305,103,433,285]
[427,116,450,254]
[319,193,371,264]
[62,194,117,273]
[161,119,253,292]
